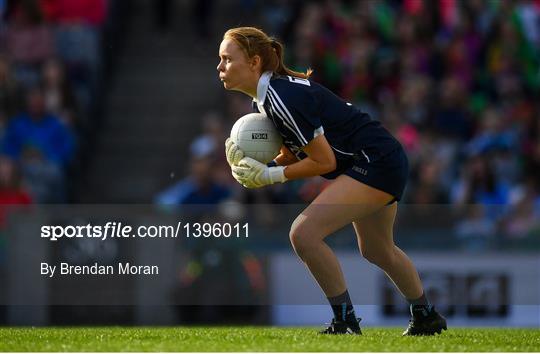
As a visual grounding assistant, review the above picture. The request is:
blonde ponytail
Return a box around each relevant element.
[224,27,312,79]
[269,38,313,79]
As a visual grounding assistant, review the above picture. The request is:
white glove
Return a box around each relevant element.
[225,138,244,166]
[231,157,287,188]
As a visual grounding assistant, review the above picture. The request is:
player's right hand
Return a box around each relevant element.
[225,138,244,166]
[231,157,287,188]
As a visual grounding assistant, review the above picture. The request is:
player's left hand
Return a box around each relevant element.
[231,157,287,188]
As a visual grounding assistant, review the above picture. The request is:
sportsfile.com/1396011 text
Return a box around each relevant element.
[40,222,249,241]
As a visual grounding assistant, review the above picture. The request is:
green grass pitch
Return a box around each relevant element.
[0,327,539,352]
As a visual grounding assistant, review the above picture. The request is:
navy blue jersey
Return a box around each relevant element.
[252,72,401,179]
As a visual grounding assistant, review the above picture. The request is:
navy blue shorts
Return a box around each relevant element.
[343,146,409,202]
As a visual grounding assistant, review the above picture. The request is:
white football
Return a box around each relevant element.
[230,113,282,164]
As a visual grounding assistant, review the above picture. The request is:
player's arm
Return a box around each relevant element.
[274,145,299,166]
[230,135,334,188]
[283,134,336,180]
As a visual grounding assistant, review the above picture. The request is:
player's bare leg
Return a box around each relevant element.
[290,175,392,295]
[353,203,447,335]
[353,203,423,299]
[289,174,393,334]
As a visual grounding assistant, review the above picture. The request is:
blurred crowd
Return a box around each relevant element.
[0,0,537,248]
[0,0,118,213]
[157,0,540,247]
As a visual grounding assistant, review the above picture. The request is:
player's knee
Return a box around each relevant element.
[289,223,316,260]
[362,248,394,268]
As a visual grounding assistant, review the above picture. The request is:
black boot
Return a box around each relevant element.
[319,317,362,335]
[402,306,447,336]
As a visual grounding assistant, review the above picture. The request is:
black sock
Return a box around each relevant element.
[327,290,355,322]
[407,292,433,318]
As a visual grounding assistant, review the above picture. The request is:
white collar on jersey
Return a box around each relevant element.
[256,71,273,104]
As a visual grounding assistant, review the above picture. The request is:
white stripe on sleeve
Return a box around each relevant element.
[268,86,308,145]
[266,90,308,146]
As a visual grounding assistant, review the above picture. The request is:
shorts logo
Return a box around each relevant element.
[352,166,368,176]
[252,133,268,140]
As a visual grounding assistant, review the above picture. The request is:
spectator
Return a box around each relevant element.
[1,0,54,87]
[451,154,512,226]
[41,58,79,127]
[466,107,518,157]
[433,75,472,140]
[452,155,510,205]
[405,158,449,204]
[45,0,108,115]
[501,176,540,239]
[2,85,75,168]
[154,141,231,210]
[190,112,230,186]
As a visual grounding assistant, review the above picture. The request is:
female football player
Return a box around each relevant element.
[218,27,446,335]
